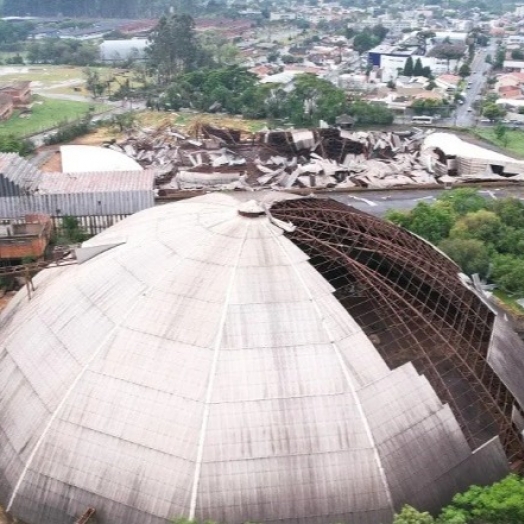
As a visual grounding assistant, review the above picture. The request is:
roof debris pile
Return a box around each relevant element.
[106,126,524,193]
[421,132,524,182]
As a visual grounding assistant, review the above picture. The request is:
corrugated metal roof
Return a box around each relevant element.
[36,170,155,193]
[0,153,42,195]
[0,193,509,524]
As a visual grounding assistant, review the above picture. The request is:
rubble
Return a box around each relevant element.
[106,124,524,194]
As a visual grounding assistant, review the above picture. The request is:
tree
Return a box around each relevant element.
[83,67,106,98]
[430,43,465,71]
[387,202,455,245]
[421,66,433,78]
[458,63,471,78]
[492,197,524,229]
[352,26,385,54]
[146,14,205,85]
[403,56,414,76]
[413,58,424,76]
[494,47,505,69]
[26,38,98,66]
[57,216,90,244]
[393,505,434,524]
[449,209,503,246]
[111,112,136,132]
[0,19,34,44]
[411,98,445,116]
[440,474,524,524]
[347,100,394,126]
[482,103,506,121]
[492,254,524,292]
[284,74,348,126]
[437,188,489,216]
[0,135,35,156]
[438,238,491,277]
[494,122,509,146]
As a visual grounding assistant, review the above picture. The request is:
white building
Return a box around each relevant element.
[379,54,459,81]
[99,38,149,63]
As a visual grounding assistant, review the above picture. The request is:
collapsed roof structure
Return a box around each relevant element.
[109,125,524,192]
[421,132,524,181]
[0,192,523,524]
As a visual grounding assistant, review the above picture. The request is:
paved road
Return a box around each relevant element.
[441,41,497,127]
[330,187,524,216]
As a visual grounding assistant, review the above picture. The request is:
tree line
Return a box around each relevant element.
[386,189,524,295]
[153,66,394,127]
[2,0,209,17]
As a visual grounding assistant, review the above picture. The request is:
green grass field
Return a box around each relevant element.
[0,65,115,88]
[473,127,524,158]
[0,96,109,138]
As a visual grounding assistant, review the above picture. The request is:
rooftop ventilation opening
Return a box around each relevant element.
[237,200,266,218]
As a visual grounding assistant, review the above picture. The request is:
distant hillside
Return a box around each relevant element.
[2,0,210,18]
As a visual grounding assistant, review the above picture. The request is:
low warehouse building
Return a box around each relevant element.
[0,153,155,234]
[0,193,523,524]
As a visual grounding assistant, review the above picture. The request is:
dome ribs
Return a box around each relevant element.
[271,198,524,465]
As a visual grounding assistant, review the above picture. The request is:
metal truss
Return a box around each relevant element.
[271,197,524,465]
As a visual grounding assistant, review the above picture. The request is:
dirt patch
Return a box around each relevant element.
[39,150,62,172]
[71,127,123,146]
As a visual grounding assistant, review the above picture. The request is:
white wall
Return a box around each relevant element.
[379,54,459,80]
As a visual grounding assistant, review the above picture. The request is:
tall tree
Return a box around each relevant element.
[146,14,204,85]
[403,56,414,76]
[413,57,423,76]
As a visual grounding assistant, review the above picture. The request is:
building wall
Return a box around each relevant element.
[0,191,154,234]
[0,236,47,260]
[0,214,52,260]
[379,54,459,80]
[0,190,154,219]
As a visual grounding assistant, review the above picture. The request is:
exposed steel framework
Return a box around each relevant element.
[271,197,524,464]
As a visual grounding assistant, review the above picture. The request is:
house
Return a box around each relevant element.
[499,85,522,99]
[0,214,53,262]
[435,74,461,92]
[412,91,445,102]
[0,81,31,107]
[0,94,14,121]
[503,60,524,71]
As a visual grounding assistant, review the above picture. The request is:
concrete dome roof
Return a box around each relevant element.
[0,193,513,524]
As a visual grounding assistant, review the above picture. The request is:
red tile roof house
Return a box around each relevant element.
[499,85,523,99]
[0,81,31,108]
